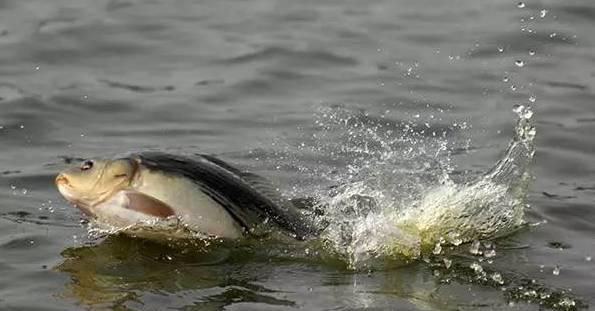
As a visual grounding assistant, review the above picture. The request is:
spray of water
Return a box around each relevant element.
[295,105,535,268]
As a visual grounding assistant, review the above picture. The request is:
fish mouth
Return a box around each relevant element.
[54,173,106,218]
[55,174,94,216]
[55,174,68,186]
[56,182,95,217]
[55,174,76,199]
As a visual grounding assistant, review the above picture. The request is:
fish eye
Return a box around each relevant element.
[81,160,94,171]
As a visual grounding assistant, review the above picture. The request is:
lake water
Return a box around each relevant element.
[0,0,594,310]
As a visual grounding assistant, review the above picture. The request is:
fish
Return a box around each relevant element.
[55,152,318,240]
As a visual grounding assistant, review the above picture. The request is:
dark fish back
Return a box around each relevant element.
[135,152,318,239]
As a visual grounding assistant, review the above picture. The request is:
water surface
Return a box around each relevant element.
[1,0,594,310]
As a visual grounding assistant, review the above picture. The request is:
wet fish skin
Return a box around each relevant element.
[55,152,317,239]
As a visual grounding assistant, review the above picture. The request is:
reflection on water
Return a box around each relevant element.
[56,236,290,309]
[56,234,586,310]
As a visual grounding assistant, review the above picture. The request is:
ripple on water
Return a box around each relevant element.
[98,79,175,93]
[0,0,592,309]
[0,234,52,250]
[555,4,595,21]
[219,47,358,67]
[468,31,577,59]
[0,83,27,102]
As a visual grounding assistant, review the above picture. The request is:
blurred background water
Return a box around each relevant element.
[0,0,594,310]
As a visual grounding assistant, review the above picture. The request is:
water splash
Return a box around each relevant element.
[304,105,535,268]
[86,215,211,242]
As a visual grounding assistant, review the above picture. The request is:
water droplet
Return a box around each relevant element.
[540,293,551,299]
[585,256,592,262]
[469,240,482,255]
[552,265,560,275]
[484,249,496,258]
[497,47,504,53]
[515,60,525,67]
[529,50,535,56]
[491,272,504,284]
[517,2,525,8]
[550,32,557,38]
[503,76,509,82]
[443,258,452,269]
[433,243,442,255]
[447,232,463,246]
[529,95,536,103]
[34,66,40,71]
[511,85,517,91]
[540,9,548,18]
[526,126,536,138]
[558,298,576,307]
[512,104,534,119]
[524,290,538,298]
[19,124,24,129]
[470,262,484,274]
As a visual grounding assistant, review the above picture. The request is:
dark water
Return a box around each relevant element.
[1,0,594,310]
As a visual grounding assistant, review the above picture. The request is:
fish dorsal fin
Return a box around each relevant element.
[237,172,289,210]
[198,154,319,238]
[138,152,318,239]
[198,154,290,209]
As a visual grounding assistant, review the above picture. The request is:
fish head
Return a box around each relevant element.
[55,158,137,213]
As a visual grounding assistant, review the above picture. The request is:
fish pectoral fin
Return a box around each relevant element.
[121,191,176,218]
